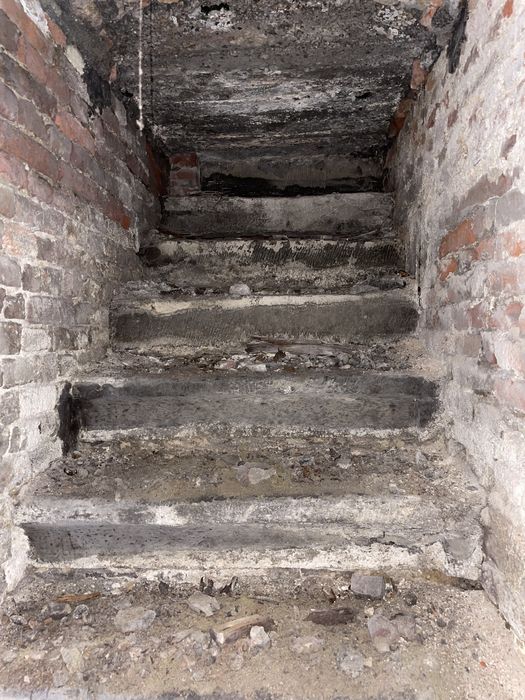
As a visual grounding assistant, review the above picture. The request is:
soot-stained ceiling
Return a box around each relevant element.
[42,0,461,158]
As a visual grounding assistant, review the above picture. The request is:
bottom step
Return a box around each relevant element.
[0,568,522,699]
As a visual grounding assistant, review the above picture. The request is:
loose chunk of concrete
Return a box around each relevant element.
[367,613,399,653]
[187,591,220,617]
[351,573,385,599]
[114,606,156,633]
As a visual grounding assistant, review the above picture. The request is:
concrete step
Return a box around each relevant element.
[111,288,418,355]
[18,431,482,580]
[161,192,393,239]
[71,372,439,436]
[139,236,404,294]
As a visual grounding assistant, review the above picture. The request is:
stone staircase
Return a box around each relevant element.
[16,192,485,592]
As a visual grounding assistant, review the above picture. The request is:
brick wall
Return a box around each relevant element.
[169,152,201,195]
[0,0,161,593]
[389,0,525,639]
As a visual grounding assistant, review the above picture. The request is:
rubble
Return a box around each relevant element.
[350,573,386,600]
[114,606,156,633]
[187,591,221,617]
[367,613,399,653]
[336,646,366,678]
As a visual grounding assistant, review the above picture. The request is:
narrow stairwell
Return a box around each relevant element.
[7,190,507,699]
[18,191,484,586]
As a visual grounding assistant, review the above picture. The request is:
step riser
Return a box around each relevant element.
[22,523,481,582]
[112,294,418,353]
[73,374,439,433]
[141,238,403,292]
[162,193,393,238]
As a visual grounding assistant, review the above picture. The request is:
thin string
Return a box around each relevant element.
[137,0,144,131]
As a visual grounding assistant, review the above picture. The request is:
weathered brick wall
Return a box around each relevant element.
[389,0,525,639]
[170,152,201,195]
[0,0,161,592]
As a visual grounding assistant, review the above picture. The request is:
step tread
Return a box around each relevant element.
[27,433,477,506]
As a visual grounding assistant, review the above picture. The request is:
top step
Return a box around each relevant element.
[162,192,393,239]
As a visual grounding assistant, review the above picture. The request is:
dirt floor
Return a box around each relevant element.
[0,569,524,699]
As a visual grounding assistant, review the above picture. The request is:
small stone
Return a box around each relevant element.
[52,670,68,687]
[229,283,251,297]
[367,613,399,653]
[404,591,418,607]
[336,646,365,678]
[234,464,276,485]
[187,591,220,617]
[60,646,84,674]
[229,652,245,670]
[351,573,385,600]
[114,606,156,633]
[72,604,90,621]
[291,635,324,654]
[392,613,417,641]
[247,363,267,373]
[249,625,271,650]
[43,602,72,620]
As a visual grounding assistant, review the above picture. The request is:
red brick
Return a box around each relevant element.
[46,16,66,47]
[0,82,18,122]
[439,220,476,258]
[0,9,20,53]
[17,34,48,83]
[170,152,198,168]
[500,231,525,258]
[0,151,28,189]
[439,256,458,281]
[502,0,513,17]
[487,264,518,295]
[1,52,56,117]
[0,185,15,218]
[27,171,53,205]
[0,0,53,61]
[59,161,102,208]
[55,110,95,154]
[18,97,47,140]
[0,120,59,182]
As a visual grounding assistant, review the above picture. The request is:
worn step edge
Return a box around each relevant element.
[112,289,415,315]
[21,525,481,582]
[16,494,444,529]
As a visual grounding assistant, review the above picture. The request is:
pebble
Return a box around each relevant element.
[404,591,418,607]
[187,591,220,617]
[114,606,156,633]
[392,613,417,641]
[351,573,385,600]
[229,283,251,297]
[250,625,271,650]
[367,613,399,653]
[234,464,276,486]
[60,646,84,674]
[43,602,72,620]
[72,604,90,622]
[336,646,365,678]
[291,635,325,654]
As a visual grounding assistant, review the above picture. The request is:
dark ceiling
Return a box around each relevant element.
[42,0,461,158]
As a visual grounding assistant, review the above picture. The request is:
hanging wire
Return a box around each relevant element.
[137,0,144,131]
[149,0,154,124]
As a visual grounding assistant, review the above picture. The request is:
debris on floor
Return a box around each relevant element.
[0,570,523,699]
